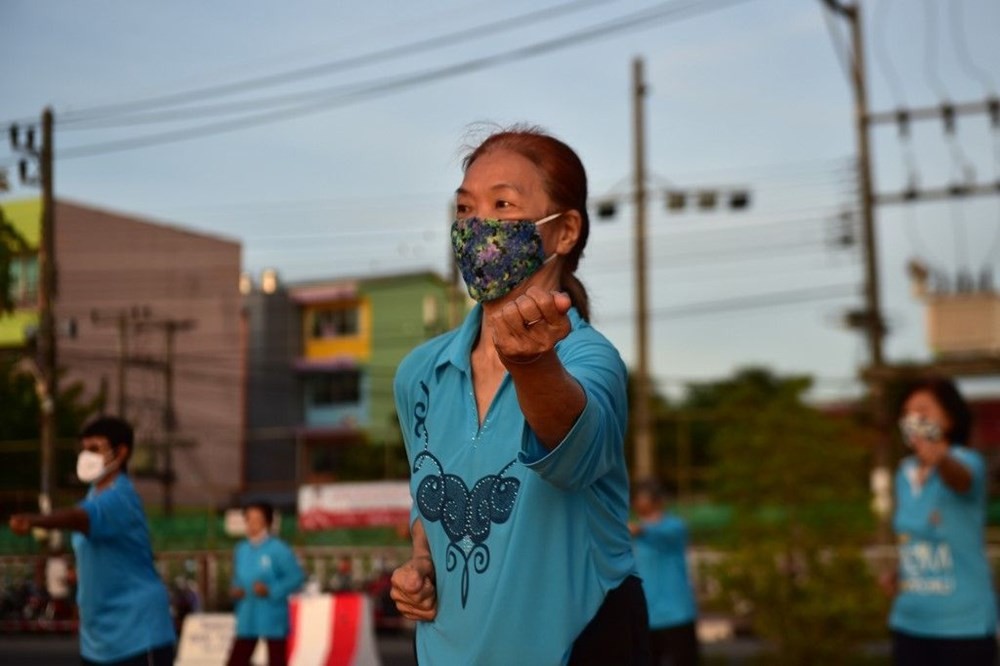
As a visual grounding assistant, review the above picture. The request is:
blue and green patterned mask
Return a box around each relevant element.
[450,212,562,302]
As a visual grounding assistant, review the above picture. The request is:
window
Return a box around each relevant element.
[308,370,361,406]
[7,256,38,307]
[312,306,359,339]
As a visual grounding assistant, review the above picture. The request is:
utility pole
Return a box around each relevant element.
[823,0,891,540]
[595,59,751,482]
[38,108,56,518]
[10,109,58,516]
[132,317,195,516]
[91,306,152,418]
[632,56,654,481]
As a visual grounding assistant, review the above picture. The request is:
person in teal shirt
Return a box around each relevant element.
[227,501,305,666]
[390,127,648,665]
[888,376,997,665]
[630,479,699,665]
[9,416,176,665]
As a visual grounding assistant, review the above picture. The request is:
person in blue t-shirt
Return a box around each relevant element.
[226,501,305,666]
[389,126,648,666]
[887,376,997,665]
[630,479,699,665]
[9,416,176,666]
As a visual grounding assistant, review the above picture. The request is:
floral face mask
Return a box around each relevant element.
[898,412,944,447]
[450,212,562,302]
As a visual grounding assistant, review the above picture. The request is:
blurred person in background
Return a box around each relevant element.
[630,478,700,666]
[887,376,997,665]
[227,501,305,666]
[390,126,647,665]
[9,415,176,665]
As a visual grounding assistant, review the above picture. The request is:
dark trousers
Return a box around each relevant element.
[80,643,174,666]
[892,630,998,666]
[568,575,651,665]
[226,637,288,666]
[650,621,700,666]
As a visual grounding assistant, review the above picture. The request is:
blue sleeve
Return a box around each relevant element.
[79,483,141,541]
[951,447,986,500]
[268,541,305,601]
[637,516,687,547]
[393,361,422,527]
[518,334,628,491]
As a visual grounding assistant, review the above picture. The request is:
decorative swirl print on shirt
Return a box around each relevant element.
[411,381,521,608]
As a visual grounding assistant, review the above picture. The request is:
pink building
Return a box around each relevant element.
[2,198,244,510]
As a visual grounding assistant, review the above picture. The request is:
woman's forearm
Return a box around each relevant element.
[505,350,586,449]
[411,518,432,560]
[937,454,973,493]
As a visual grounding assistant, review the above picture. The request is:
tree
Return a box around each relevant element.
[698,368,887,663]
[0,357,104,512]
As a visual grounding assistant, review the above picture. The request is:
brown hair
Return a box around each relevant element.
[462,125,592,321]
[897,375,973,445]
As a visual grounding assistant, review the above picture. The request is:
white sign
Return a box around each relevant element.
[175,613,266,666]
[224,508,283,537]
[298,481,411,530]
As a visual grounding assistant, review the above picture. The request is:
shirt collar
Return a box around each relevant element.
[248,532,271,546]
[435,303,584,375]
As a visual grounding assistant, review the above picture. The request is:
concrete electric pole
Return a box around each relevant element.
[632,56,654,482]
[10,108,58,517]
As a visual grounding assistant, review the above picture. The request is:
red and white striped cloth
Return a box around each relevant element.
[288,593,380,666]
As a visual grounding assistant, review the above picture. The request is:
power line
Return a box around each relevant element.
[920,0,949,101]
[632,282,856,320]
[871,0,908,107]
[52,0,616,127]
[13,0,758,162]
[820,0,852,85]
[948,0,996,96]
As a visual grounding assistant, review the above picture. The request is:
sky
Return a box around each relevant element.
[1,0,998,402]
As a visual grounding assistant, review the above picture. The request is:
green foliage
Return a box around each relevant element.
[0,206,30,314]
[0,355,104,506]
[699,367,888,663]
[712,542,888,665]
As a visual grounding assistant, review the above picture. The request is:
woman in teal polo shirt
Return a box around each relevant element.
[889,376,997,664]
[390,126,647,665]
[226,501,305,666]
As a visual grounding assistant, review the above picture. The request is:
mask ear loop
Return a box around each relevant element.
[99,446,125,481]
[534,212,564,226]
[535,212,566,265]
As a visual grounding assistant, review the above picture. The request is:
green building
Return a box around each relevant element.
[1,199,42,349]
[242,270,458,508]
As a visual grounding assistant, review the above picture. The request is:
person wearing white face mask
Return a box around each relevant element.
[9,416,176,666]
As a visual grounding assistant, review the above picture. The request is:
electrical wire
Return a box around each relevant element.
[53,0,617,127]
[948,0,996,96]
[920,0,950,101]
[21,0,758,162]
[819,0,853,86]
[872,0,908,107]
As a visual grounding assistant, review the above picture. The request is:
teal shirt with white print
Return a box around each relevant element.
[394,304,635,666]
[890,446,997,637]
